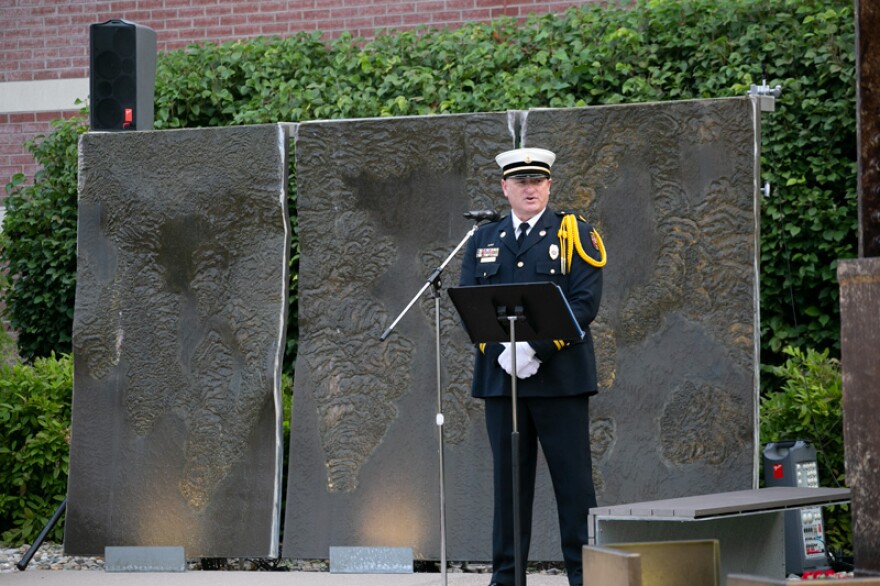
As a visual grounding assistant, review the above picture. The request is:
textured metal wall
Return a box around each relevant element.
[66,124,290,557]
[284,113,508,560]
[284,98,760,561]
[525,99,759,509]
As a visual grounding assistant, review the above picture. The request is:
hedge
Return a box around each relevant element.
[0,354,72,544]
[1,0,858,379]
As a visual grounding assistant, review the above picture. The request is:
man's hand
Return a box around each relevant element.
[498,342,541,379]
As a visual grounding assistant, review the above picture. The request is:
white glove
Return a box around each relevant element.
[498,342,541,379]
[514,342,541,379]
[498,342,514,376]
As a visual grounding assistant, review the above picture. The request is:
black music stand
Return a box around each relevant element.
[447,282,583,586]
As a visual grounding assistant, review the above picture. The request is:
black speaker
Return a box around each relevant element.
[89,20,157,131]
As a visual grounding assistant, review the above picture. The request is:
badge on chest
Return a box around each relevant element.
[477,247,500,263]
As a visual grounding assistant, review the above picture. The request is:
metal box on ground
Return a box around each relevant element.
[762,440,829,575]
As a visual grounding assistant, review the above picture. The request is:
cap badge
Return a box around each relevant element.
[524,155,533,164]
[549,244,559,260]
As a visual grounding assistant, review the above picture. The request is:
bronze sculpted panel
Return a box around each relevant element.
[525,99,758,502]
[66,124,289,557]
[66,100,758,561]
[285,98,759,560]
[285,113,508,559]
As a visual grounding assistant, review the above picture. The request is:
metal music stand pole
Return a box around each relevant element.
[380,222,481,586]
[506,313,524,586]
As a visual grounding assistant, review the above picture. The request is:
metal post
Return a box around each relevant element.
[856,0,880,257]
[840,1,880,576]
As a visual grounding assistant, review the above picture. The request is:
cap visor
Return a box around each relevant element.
[506,172,550,178]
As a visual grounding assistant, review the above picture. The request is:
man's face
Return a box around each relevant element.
[502,176,551,221]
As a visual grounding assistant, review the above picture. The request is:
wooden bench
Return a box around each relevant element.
[588,487,851,581]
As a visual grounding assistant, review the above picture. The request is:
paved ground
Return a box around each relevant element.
[1,571,570,585]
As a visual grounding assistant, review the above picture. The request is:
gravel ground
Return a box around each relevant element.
[0,543,565,577]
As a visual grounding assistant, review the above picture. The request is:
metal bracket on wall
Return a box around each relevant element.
[748,80,782,112]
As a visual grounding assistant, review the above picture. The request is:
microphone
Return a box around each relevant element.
[463,210,499,222]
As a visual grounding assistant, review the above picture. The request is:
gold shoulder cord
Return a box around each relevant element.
[557,214,607,274]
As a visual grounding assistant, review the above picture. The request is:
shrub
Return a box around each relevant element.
[1,112,88,362]
[760,345,849,555]
[0,353,73,544]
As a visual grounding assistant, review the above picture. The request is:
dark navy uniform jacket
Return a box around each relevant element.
[458,206,603,399]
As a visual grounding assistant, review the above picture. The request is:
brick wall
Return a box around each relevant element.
[1,0,600,188]
[0,110,82,186]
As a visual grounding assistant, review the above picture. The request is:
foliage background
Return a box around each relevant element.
[760,346,849,557]
[0,354,72,544]
[0,0,858,551]
[1,0,858,374]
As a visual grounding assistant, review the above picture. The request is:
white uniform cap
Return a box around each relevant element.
[495,147,556,178]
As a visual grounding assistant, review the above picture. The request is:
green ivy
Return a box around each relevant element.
[0,354,72,544]
[1,0,858,379]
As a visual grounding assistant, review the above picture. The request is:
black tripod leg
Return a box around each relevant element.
[16,498,67,571]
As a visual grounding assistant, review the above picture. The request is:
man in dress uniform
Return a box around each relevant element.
[458,147,606,586]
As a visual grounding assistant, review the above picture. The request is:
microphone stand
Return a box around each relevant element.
[380,221,483,586]
[16,498,66,571]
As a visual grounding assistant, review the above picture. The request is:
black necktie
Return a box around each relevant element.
[516,226,528,249]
